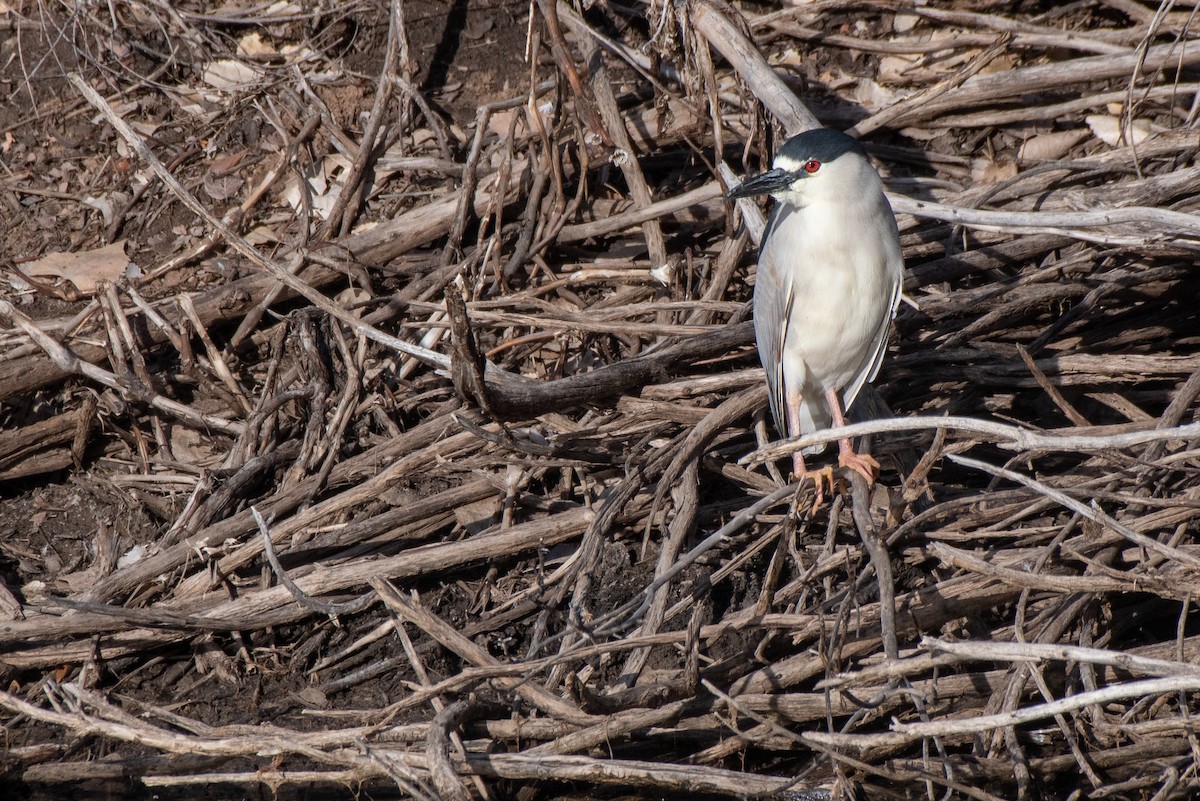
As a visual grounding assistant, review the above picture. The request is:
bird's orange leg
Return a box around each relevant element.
[786,386,835,505]
[824,387,880,485]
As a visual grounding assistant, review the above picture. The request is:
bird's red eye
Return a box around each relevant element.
[803,159,821,173]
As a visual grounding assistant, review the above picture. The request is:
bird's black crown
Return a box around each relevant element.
[777,128,866,165]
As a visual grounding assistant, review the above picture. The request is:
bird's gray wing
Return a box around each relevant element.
[842,252,902,412]
[753,206,795,434]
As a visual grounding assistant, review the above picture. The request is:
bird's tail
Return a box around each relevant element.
[795,397,832,456]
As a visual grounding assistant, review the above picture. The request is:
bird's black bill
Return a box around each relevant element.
[727,168,793,199]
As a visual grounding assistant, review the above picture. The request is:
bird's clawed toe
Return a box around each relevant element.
[838,450,880,486]
[791,466,837,507]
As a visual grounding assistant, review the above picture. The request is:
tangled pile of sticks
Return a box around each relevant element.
[3,1,1200,798]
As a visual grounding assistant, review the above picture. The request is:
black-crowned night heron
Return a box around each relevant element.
[729,128,902,493]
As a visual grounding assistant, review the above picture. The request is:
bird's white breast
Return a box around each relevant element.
[758,193,896,393]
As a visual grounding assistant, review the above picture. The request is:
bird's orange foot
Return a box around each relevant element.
[792,465,838,507]
[839,451,880,486]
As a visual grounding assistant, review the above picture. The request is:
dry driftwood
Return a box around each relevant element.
[2,1,1200,799]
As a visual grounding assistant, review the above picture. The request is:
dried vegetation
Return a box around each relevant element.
[2,0,1200,799]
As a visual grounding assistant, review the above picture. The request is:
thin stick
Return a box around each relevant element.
[746,415,1200,464]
